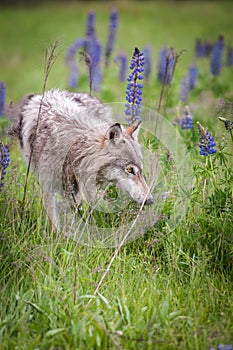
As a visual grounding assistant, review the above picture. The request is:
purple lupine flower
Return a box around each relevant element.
[188,63,198,89]
[105,8,119,67]
[125,47,144,124]
[143,45,152,80]
[224,345,233,350]
[65,11,101,91]
[0,81,6,117]
[85,11,96,39]
[157,46,168,82]
[197,122,217,156]
[195,38,205,58]
[0,142,10,192]
[210,35,225,76]
[180,106,193,129]
[83,11,102,92]
[115,51,128,81]
[157,46,174,84]
[226,46,233,67]
[179,75,190,103]
[179,64,198,102]
[217,345,233,350]
[67,60,79,88]
[65,38,85,88]
[86,36,102,92]
[66,38,86,62]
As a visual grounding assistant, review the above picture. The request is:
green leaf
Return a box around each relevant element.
[46,328,66,337]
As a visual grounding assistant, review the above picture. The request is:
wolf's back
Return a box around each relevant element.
[7,89,112,168]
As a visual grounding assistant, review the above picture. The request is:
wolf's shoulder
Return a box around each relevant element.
[41,89,112,126]
[42,89,102,111]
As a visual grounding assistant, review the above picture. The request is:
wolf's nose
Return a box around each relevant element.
[145,197,154,205]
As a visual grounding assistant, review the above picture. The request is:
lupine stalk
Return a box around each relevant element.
[79,51,93,95]
[0,141,10,191]
[125,47,144,124]
[157,46,174,84]
[0,81,6,117]
[197,122,217,156]
[105,8,119,67]
[85,36,102,93]
[115,51,128,81]
[210,35,225,76]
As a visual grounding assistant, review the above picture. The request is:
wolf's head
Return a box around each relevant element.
[95,121,154,206]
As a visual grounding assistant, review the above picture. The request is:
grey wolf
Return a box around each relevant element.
[7,89,153,226]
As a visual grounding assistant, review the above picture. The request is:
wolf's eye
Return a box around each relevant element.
[126,166,134,175]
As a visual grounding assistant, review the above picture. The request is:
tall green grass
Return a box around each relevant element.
[0,1,233,349]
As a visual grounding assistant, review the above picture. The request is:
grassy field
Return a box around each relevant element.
[0,1,233,349]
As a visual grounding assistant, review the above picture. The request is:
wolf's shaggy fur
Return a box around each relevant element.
[8,89,153,226]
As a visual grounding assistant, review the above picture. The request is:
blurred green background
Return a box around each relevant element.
[0,0,232,103]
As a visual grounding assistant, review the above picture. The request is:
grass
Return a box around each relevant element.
[0,1,233,349]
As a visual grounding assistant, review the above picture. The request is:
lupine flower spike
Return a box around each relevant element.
[65,11,102,92]
[125,47,144,124]
[0,141,10,191]
[105,8,119,67]
[188,63,198,90]
[180,106,193,129]
[210,35,225,76]
[226,46,233,67]
[179,64,198,103]
[85,11,96,39]
[197,122,217,156]
[84,11,102,93]
[143,45,152,80]
[65,11,96,89]
[88,38,102,93]
[115,51,128,82]
[179,75,190,103]
[0,81,6,117]
[195,38,205,58]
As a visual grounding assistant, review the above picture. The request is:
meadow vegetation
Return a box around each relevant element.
[0,1,233,349]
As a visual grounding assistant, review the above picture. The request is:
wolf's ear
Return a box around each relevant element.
[126,120,142,140]
[106,123,122,141]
